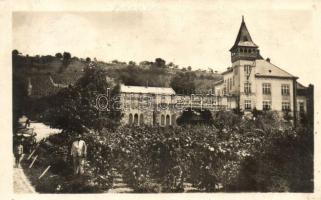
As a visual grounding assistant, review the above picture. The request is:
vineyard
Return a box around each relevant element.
[23,111,313,193]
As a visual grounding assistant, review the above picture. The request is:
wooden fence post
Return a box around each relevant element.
[29,155,38,169]
[38,165,51,179]
[27,149,36,160]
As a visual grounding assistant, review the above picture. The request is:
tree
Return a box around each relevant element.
[12,49,19,56]
[63,52,71,62]
[86,57,91,62]
[43,67,122,132]
[58,52,72,72]
[128,61,136,66]
[154,58,166,68]
[55,53,63,58]
[176,108,214,126]
[170,72,196,95]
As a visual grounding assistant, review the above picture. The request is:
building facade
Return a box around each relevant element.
[214,17,313,121]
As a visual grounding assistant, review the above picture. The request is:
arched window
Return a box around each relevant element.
[240,48,244,53]
[171,114,176,126]
[129,113,133,125]
[166,115,170,126]
[140,114,144,125]
[161,115,165,126]
[134,114,139,125]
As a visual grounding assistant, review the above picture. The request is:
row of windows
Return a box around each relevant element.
[243,83,290,96]
[224,77,235,94]
[243,100,291,111]
[231,48,258,55]
[262,83,290,95]
[161,114,176,126]
[128,113,144,125]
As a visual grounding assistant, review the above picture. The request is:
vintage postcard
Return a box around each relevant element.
[1,0,321,200]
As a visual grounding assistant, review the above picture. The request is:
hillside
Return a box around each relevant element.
[12,51,223,98]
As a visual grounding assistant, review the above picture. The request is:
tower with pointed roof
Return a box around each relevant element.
[230,16,262,63]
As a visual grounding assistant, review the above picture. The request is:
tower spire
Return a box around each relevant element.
[230,17,258,51]
[229,17,262,62]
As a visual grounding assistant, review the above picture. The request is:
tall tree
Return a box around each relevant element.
[43,65,122,132]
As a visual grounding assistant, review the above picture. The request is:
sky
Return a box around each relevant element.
[12,8,319,85]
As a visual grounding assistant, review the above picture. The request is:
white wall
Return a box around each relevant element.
[255,78,294,111]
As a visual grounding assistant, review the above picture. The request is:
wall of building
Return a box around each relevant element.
[255,77,294,111]
[230,60,257,110]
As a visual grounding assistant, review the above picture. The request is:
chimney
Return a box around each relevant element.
[266,58,271,62]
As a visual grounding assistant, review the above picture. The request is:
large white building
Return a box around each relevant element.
[214,17,313,121]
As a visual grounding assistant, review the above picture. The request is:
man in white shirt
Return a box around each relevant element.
[71,134,87,175]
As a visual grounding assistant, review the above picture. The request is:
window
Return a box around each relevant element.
[244,100,251,110]
[263,100,271,111]
[128,113,133,125]
[229,78,232,90]
[166,115,170,126]
[227,79,229,93]
[244,65,251,77]
[281,84,290,96]
[243,36,248,41]
[282,102,291,111]
[262,83,271,95]
[233,76,235,86]
[244,82,251,94]
[134,114,139,125]
[161,115,165,126]
[299,102,304,113]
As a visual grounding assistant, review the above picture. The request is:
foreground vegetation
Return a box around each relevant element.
[22,112,313,193]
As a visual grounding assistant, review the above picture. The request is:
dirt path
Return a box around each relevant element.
[13,167,36,193]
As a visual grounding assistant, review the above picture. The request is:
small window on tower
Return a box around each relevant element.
[243,36,248,41]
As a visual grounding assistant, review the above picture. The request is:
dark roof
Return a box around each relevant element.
[230,17,258,51]
[297,82,307,90]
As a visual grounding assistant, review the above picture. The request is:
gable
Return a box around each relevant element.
[255,59,295,78]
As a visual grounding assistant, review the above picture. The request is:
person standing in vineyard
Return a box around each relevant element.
[14,139,24,168]
[71,134,87,175]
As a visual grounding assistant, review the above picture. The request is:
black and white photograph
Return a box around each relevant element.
[3,0,320,197]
